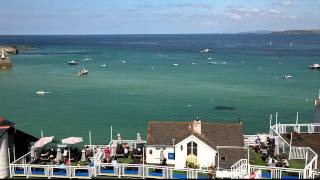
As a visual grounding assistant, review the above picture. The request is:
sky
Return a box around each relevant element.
[0,0,320,35]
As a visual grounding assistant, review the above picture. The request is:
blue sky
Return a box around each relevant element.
[1,0,320,34]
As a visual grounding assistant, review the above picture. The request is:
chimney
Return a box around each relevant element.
[193,117,201,134]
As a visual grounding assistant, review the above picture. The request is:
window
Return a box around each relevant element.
[220,156,227,161]
[180,145,183,151]
[149,150,153,154]
[187,141,198,156]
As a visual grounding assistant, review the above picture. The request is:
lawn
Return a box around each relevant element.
[250,150,305,169]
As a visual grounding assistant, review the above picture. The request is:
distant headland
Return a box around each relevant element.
[238,29,320,35]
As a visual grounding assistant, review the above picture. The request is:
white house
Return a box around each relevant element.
[146,119,246,169]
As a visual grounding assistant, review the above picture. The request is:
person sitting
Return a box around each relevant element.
[283,159,289,168]
[124,146,129,158]
[267,157,273,167]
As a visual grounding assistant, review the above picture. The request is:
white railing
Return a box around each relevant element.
[250,165,304,179]
[230,159,248,179]
[271,123,320,134]
[10,164,95,179]
[10,161,213,179]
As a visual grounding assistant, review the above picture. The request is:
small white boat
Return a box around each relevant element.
[208,57,212,60]
[82,58,92,61]
[283,75,293,79]
[208,61,214,64]
[122,60,126,63]
[68,60,79,65]
[77,68,89,76]
[201,48,211,53]
[150,66,155,69]
[36,91,50,96]
[290,42,293,47]
[173,63,179,66]
[101,64,107,67]
[192,62,196,65]
[309,64,320,69]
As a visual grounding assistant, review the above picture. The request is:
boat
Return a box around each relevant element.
[101,64,107,67]
[77,68,89,76]
[290,42,293,47]
[201,48,211,53]
[283,75,293,79]
[122,60,126,63]
[68,60,79,65]
[309,64,320,69]
[36,91,50,96]
[208,61,214,64]
[173,63,179,66]
[208,57,212,60]
[0,49,12,69]
[82,57,92,61]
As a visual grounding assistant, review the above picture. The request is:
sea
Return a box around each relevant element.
[0,34,320,144]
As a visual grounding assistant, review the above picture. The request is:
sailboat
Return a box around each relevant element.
[269,41,272,46]
[290,42,293,47]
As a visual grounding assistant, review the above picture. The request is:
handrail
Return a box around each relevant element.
[11,152,31,164]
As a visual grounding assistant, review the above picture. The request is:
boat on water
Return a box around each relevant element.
[201,48,211,53]
[309,64,320,69]
[208,61,214,64]
[283,75,293,79]
[77,68,89,76]
[82,57,92,61]
[173,63,179,66]
[68,60,79,65]
[36,91,50,96]
[101,64,107,67]
[0,49,12,69]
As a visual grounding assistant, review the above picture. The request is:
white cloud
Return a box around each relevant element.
[281,0,294,6]
[224,6,261,21]
[269,9,281,15]
[166,3,212,10]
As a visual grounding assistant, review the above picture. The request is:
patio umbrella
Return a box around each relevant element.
[34,136,54,148]
[61,137,83,165]
[117,133,122,144]
[137,133,141,144]
[56,148,62,161]
[61,137,83,144]
[81,149,86,162]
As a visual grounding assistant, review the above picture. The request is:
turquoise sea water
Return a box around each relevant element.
[0,34,320,144]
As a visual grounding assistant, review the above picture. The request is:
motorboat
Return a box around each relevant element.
[201,48,211,53]
[309,64,320,69]
[101,64,107,67]
[68,60,79,65]
[208,57,212,60]
[208,61,214,64]
[36,91,50,96]
[82,57,92,61]
[122,60,126,63]
[77,68,89,76]
[283,75,293,79]
[173,63,179,66]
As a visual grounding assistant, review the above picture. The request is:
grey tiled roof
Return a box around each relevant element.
[147,120,244,149]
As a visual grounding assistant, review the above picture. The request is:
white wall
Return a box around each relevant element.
[146,146,175,165]
[175,135,216,169]
[0,132,9,179]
